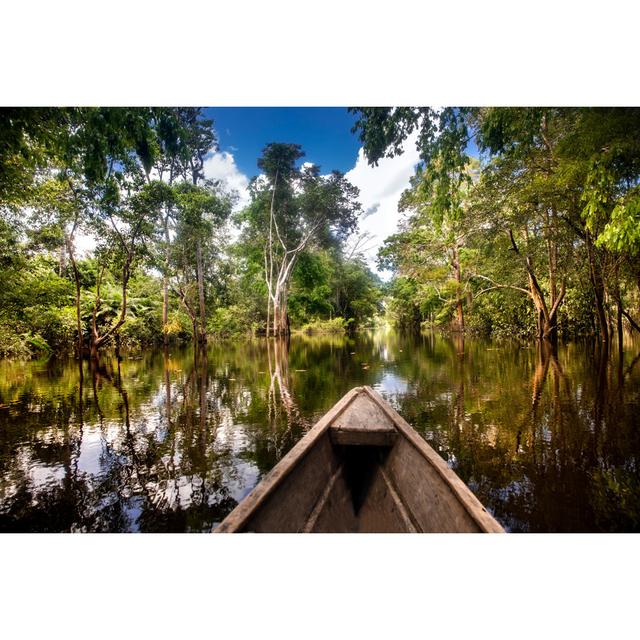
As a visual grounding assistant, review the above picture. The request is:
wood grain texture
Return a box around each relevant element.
[329,391,398,446]
[361,386,504,533]
[329,429,397,447]
[215,385,505,534]
[243,432,337,532]
[384,438,481,532]
[306,466,358,533]
[214,386,363,532]
[356,466,417,533]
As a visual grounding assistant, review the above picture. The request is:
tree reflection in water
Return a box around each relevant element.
[0,332,639,532]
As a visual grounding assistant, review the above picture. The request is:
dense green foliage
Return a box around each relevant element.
[0,108,382,357]
[352,107,640,342]
[7,106,637,357]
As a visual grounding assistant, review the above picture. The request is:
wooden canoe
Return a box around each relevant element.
[215,386,504,533]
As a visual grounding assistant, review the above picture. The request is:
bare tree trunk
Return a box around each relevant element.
[65,234,83,356]
[281,289,290,336]
[546,207,559,343]
[90,260,131,359]
[586,231,609,343]
[613,264,625,356]
[162,215,170,346]
[271,286,291,337]
[273,292,281,337]
[173,283,198,343]
[617,298,624,355]
[266,292,271,338]
[196,239,206,344]
[453,246,464,333]
[510,228,564,342]
[536,307,544,340]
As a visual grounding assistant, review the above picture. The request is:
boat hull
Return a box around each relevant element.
[215,386,504,533]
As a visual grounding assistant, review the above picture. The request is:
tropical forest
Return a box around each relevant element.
[1,107,639,532]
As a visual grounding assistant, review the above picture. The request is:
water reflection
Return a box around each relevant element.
[0,332,639,532]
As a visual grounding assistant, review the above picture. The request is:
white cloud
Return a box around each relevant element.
[69,140,421,277]
[203,151,250,211]
[345,132,421,279]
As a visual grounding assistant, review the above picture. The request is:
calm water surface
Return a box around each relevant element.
[1,331,639,532]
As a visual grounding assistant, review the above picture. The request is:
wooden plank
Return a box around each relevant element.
[305,466,358,533]
[329,428,397,447]
[302,465,344,532]
[330,393,396,433]
[356,467,416,533]
[214,386,365,532]
[329,391,398,446]
[385,437,481,532]
[379,467,419,533]
[243,432,338,532]
[360,386,504,533]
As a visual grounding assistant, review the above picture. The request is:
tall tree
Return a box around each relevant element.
[87,179,165,359]
[170,182,232,343]
[242,143,361,336]
[148,108,218,344]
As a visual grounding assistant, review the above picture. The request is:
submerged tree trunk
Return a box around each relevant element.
[617,298,624,356]
[586,231,609,343]
[272,295,283,337]
[510,229,565,344]
[271,280,292,337]
[89,261,131,360]
[452,246,465,333]
[196,239,207,344]
[65,233,84,356]
[173,283,199,344]
[162,215,170,346]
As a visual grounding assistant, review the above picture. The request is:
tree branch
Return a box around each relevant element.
[471,273,532,297]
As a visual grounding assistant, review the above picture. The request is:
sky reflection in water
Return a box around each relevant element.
[0,331,639,532]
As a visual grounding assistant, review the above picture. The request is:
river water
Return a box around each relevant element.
[1,330,639,532]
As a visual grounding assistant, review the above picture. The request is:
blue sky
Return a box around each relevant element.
[205,107,362,177]
[77,108,475,277]
[198,107,476,277]
[199,107,422,278]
